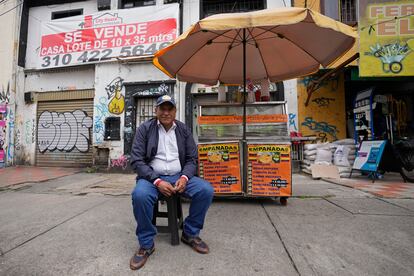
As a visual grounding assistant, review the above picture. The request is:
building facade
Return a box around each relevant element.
[7,0,297,169]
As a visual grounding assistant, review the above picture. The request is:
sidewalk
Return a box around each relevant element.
[0,166,80,188]
[322,173,414,199]
[0,171,413,275]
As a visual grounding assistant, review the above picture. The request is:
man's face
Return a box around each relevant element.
[156,103,176,126]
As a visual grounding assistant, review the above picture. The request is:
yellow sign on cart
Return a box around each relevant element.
[359,0,414,77]
[198,143,242,194]
[247,144,291,197]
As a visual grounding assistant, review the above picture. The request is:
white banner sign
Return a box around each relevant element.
[38,4,179,69]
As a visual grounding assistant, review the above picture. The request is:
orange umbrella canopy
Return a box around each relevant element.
[153,7,357,85]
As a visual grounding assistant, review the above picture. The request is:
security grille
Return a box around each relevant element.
[36,93,94,167]
[340,0,357,25]
[136,97,157,126]
[202,0,265,18]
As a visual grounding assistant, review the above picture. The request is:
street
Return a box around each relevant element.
[0,169,413,275]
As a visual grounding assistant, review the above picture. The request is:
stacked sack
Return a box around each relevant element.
[301,143,334,175]
[331,139,358,178]
[301,139,358,178]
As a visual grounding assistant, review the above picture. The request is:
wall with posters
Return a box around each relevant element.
[25,1,98,69]
[26,3,179,70]
[359,0,414,77]
[298,72,346,142]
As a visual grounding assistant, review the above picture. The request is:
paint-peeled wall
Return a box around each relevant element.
[298,72,346,142]
[0,0,19,167]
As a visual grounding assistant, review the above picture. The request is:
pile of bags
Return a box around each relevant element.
[301,139,358,178]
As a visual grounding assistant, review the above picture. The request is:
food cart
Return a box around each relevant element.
[195,101,292,204]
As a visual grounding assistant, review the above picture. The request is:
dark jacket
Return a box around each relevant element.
[130,118,198,182]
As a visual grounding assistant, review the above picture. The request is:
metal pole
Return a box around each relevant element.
[242,28,247,194]
[242,28,247,140]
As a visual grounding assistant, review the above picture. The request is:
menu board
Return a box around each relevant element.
[247,144,291,197]
[198,143,242,194]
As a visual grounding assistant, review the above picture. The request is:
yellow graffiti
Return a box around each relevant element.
[106,77,125,115]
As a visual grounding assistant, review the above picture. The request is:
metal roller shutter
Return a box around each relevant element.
[36,94,94,167]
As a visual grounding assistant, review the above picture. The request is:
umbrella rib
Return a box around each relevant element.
[247,28,271,78]
[191,29,243,43]
[216,31,240,82]
[261,28,323,64]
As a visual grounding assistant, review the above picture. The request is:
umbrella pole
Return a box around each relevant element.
[242,28,247,141]
[242,28,247,194]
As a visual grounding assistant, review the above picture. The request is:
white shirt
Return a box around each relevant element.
[150,121,182,176]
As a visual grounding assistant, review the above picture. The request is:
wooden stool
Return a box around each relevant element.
[152,194,183,245]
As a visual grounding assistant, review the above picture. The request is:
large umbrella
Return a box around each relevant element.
[153,7,357,139]
[153,7,357,187]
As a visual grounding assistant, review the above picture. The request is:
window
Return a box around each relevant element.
[201,0,265,19]
[104,117,121,141]
[51,9,83,20]
[120,0,156,9]
[340,0,357,25]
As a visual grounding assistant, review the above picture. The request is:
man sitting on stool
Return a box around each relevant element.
[130,95,214,270]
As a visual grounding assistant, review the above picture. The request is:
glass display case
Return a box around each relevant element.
[196,101,292,203]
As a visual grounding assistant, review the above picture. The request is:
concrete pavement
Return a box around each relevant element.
[0,171,413,275]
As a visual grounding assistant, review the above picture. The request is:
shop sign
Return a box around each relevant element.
[359,0,414,76]
[198,142,242,194]
[247,144,291,196]
[353,140,387,172]
[198,114,288,125]
[38,4,179,69]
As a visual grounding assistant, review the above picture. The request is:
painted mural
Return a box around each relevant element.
[359,0,414,77]
[106,77,125,115]
[298,72,346,142]
[0,83,11,167]
[37,110,93,153]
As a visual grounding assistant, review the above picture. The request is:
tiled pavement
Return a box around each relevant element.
[0,166,80,188]
[323,173,414,199]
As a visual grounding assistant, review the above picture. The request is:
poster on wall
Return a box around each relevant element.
[359,0,414,77]
[38,4,179,69]
[198,142,242,194]
[353,140,387,172]
[247,144,291,197]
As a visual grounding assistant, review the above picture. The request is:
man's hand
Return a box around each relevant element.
[174,177,188,193]
[157,180,175,197]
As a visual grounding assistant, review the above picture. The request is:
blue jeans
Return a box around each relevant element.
[131,174,214,249]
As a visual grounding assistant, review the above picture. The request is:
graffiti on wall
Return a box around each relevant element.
[0,83,10,104]
[94,96,109,143]
[25,119,36,145]
[312,97,335,108]
[298,72,345,142]
[289,113,297,131]
[37,110,93,153]
[301,116,339,140]
[106,77,125,115]
[110,155,128,170]
[0,111,5,165]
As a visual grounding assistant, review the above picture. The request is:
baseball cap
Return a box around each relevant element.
[156,95,176,107]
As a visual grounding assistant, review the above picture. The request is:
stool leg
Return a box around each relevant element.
[152,201,158,226]
[177,196,183,229]
[167,196,179,245]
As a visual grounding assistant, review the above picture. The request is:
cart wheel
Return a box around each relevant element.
[390,62,402,73]
[280,197,288,206]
